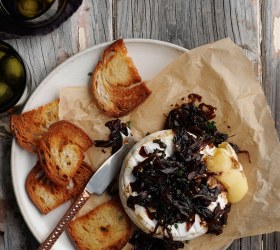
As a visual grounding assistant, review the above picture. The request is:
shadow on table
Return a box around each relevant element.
[0,139,39,250]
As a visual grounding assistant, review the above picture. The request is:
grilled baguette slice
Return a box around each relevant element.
[26,161,93,214]
[67,200,131,250]
[38,120,93,186]
[10,99,59,153]
[92,39,151,118]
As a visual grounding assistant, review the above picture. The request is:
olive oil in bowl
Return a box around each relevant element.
[0,41,31,116]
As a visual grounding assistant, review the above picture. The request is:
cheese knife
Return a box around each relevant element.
[38,128,135,250]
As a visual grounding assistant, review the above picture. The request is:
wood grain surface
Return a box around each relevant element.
[0,0,279,249]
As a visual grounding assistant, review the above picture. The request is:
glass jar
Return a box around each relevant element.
[0,40,31,139]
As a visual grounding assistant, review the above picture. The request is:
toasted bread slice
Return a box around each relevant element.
[10,99,59,153]
[67,200,131,250]
[26,161,93,214]
[92,39,151,118]
[70,162,94,198]
[38,120,93,186]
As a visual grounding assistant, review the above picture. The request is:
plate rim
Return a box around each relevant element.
[10,38,187,245]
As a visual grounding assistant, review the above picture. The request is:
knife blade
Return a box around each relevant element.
[38,128,135,250]
[85,130,135,195]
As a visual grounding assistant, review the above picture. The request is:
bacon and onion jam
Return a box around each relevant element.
[100,94,247,248]
[131,137,229,231]
[129,229,184,250]
[164,97,228,148]
[118,94,248,246]
[94,119,128,154]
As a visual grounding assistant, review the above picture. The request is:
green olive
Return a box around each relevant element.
[16,0,46,18]
[0,82,14,105]
[0,46,10,61]
[0,55,25,87]
[0,51,6,61]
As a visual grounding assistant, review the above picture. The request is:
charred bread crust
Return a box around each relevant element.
[71,162,94,198]
[91,39,151,118]
[10,99,59,153]
[67,199,132,250]
[26,161,93,214]
[37,120,93,186]
[101,39,142,87]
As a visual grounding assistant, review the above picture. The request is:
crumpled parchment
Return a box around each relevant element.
[59,38,280,250]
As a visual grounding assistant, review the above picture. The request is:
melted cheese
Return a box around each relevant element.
[203,142,248,203]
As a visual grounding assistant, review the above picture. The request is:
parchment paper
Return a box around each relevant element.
[59,38,280,250]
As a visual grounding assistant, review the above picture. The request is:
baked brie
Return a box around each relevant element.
[119,130,238,241]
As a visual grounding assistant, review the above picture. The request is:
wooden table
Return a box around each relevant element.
[0,0,279,249]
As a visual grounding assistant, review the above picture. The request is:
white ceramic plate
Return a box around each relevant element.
[11,39,186,249]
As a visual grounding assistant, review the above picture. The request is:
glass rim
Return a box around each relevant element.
[0,40,32,117]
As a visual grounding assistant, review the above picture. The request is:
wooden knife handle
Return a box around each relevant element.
[38,189,91,250]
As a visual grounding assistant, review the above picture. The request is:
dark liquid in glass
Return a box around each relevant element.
[0,42,26,113]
